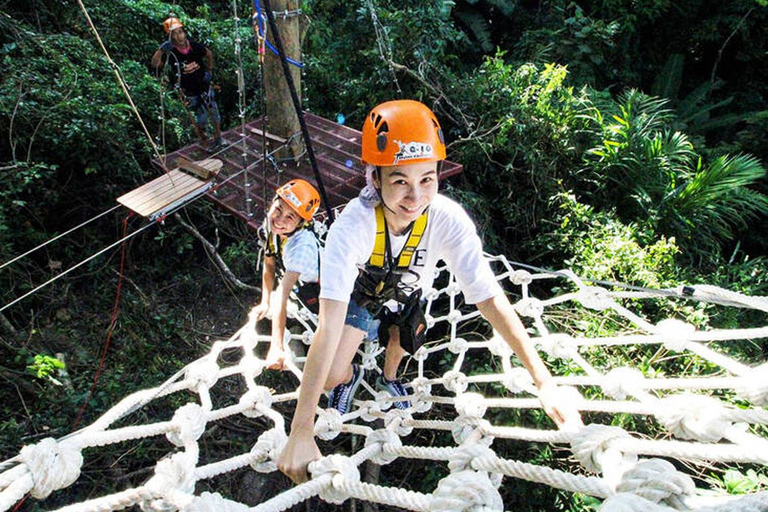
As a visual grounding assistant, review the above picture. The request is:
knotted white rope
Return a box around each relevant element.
[3,255,768,512]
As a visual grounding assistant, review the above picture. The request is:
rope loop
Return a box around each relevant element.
[239,386,274,418]
[315,409,344,441]
[310,454,360,505]
[570,424,636,474]
[365,429,402,465]
[429,470,503,512]
[167,403,208,447]
[616,458,695,509]
[249,428,288,473]
[19,438,83,499]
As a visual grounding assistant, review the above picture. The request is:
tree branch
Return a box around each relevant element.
[174,214,259,292]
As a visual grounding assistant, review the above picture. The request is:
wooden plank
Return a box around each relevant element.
[117,161,220,218]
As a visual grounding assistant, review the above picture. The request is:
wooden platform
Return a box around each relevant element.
[151,112,463,231]
[118,159,223,220]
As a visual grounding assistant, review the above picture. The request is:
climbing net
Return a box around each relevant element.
[2,255,768,512]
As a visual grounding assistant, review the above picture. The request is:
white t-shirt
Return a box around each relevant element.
[320,194,502,305]
[282,228,320,284]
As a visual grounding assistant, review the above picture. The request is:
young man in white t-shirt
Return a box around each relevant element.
[252,179,322,370]
[278,100,575,483]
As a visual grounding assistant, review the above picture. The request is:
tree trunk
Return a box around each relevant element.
[264,0,304,159]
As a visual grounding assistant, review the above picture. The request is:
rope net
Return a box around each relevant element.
[2,255,768,512]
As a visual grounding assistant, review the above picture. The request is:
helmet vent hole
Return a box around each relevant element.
[376,121,389,135]
[376,134,388,151]
[437,128,445,144]
[374,113,382,127]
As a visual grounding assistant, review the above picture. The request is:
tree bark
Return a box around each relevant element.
[264,0,304,159]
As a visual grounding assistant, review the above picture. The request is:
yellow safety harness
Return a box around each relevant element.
[352,205,429,308]
[369,204,429,269]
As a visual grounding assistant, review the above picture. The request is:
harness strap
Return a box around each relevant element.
[368,205,428,269]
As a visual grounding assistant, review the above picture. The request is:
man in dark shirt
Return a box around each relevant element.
[152,17,223,151]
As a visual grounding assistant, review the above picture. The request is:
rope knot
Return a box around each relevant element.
[603,367,645,400]
[448,337,468,354]
[238,386,273,418]
[167,403,208,447]
[250,428,287,473]
[488,334,513,358]
[657,318,695,352]
[578,286,613,311]
[429,470,503,512]
[360,399,383,421]
[515,298,543,318]
[570,424,637,475]
[185,359,220,391]
[315,409,344,441]
[452,416,492,445]
[656,394,741,442]
[443,370,468,394]
[189,492,249,512]
[448,444,495,473]
[309,454,360,505]
[301,329,314,345]
[384,409,414,436]
[143,452,196,510]
[598,492,670,511]
[411,377,434,413]
[455,392,487,420]
[20,438,83,499]
[447,310,463,325]
[502,367,533,394]
[616,458,695,509]
[540,333,576,359]
[510,269,532,286]
[365,429,402,465]
[736,363,768,406]
[424,287,439,301]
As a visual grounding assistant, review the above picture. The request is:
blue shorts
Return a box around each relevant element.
[345,298,380,342]
[187,89,221,127]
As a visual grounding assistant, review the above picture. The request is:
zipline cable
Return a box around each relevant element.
[261,0,334,222]
[0,205,121,271]
[0,221,154,314]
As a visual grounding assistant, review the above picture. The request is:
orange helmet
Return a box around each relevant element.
[361,100,446,167]
[163,17,183,34]
[276,179,321,221]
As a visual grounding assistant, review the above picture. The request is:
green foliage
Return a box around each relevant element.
[539,193,680,287]
[27,354,66,382]
[577,89,768,264]
[707,468,768,495]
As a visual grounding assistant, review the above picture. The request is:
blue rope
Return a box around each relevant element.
[253,0,304,68]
